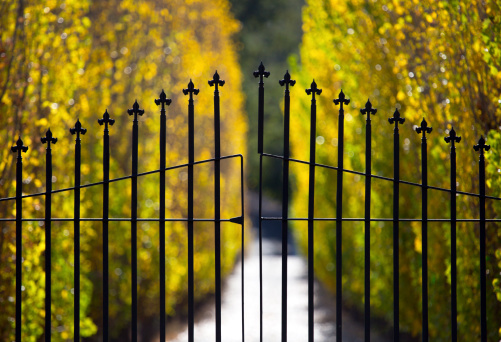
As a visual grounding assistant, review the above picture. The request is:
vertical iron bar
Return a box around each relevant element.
[70,120,86,342]
[388,109,404,342]
[422,141,428,342]
[258,152,264,342]
[98,111,114,342]
[12,137,28,342]
[306,81,321,342]
[155,91,171,341]
[75,132,81,342]
[474,136,489,342]
[209,71,225,342]
[16,153,22,342]
[240,156,245,342]
[160,106,166,342]
[361,100,376,342]
[103,121,109,341]
[365,114,371,342]
[132,110,138,342]
[183,80,199,342]
[127,101,144,342]
[480,157,487,342]
[254,62,269,154]
[416,119,432,342]
[445,127,460,342]
[451,148,457,342]
[42,130,57,342]
[45,142,52,342]
[253,62,269,342]
[393,123,399,342]
[333,91,350,341]
[279,71,295,342]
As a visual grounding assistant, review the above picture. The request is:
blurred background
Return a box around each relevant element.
[1,0,501,341]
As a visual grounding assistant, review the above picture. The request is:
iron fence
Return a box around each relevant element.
[1,73,245,342]
[255,62,500,342]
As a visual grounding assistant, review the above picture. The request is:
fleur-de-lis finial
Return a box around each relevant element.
[183,79,200,97]
[11,136,28,155]
[415,117,432,137]
[388,108,405,127]
[305,79,322,98]
[155,89,172,107]
[279,70,296,88]
[98,109,115,128]
[41,128,58,146]
[127,100,144,119]
[360,99,377,117]
[444,127,461,145]
[70,119,87,137]
[208,70,225,89]
[333,90,350,106]
[473,136,490,154]
[253,61,270,79]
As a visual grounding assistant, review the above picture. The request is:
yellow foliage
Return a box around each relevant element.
[290,0,501,340]
[0,0,246,340]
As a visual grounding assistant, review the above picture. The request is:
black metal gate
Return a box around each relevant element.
[2,72,244,342]
[2,62,500,342]
[254,62,499,342]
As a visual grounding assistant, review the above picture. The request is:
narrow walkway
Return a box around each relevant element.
[168,193,387,341]
[169,237,386,342]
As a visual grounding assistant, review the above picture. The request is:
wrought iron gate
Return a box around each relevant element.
[1,62,501,342]
[1,72,244,342]
[255,62,500,342]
